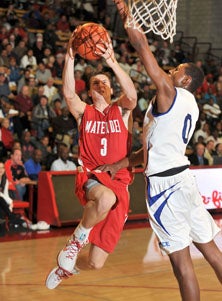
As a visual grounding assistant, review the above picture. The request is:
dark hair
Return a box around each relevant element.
[185,62,204,93]
[39,95,48,101]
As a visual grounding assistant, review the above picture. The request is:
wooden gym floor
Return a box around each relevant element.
[0,218,222,301]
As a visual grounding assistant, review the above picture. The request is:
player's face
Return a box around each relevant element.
[168,64,188,88]
[89,74,112,104]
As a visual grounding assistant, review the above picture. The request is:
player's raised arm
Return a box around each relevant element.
[97,36,137,111]
[62,34,86,120]
[113,0,175,112]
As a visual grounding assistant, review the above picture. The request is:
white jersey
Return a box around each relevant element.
[143,87,199,176]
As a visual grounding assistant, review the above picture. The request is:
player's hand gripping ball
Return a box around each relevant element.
[70,22,111,60]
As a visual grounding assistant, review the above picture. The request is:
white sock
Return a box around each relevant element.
[73,222,92,243]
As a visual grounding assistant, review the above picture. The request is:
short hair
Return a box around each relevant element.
[185,62,204,93]
[39,95,48,101]
[11,147,22,155]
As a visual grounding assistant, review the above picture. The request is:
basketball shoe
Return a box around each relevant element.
[45,266,79,289]
[57,236,87,272]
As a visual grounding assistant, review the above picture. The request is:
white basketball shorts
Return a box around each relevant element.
[146,169,220,254]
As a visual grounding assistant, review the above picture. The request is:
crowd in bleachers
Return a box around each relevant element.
[1,0,222,178]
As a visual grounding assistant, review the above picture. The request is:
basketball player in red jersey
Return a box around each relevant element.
[46,30,137,289]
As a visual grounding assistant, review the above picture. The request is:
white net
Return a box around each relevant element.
[127,0,178,43]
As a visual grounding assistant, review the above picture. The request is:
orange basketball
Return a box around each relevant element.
[71,22,110,60]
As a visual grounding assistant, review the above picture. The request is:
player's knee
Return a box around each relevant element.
[97,192,116,214]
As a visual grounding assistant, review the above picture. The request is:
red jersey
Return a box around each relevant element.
[79,103,130,170]
[75,103,133,252]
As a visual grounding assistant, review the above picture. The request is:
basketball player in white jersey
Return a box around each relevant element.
[106,1,222,300]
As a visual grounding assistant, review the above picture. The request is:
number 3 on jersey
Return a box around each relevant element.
[100,138,107,156]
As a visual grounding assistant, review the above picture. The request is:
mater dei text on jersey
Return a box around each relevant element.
[85,120,121,134]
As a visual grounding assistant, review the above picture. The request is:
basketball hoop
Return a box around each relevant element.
[127,0,178,43]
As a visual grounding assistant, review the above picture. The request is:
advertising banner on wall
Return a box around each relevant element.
[191,167,222,210]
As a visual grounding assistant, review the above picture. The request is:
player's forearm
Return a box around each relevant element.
[113,0,129,23]
[114,157,130,170]
[114,0,167,91]
[115,147,144,170]
[62,53,86,119]
[111,61,137,108]
[113,0,149,52]
[63,54,76,101]
[104,44,137,106]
